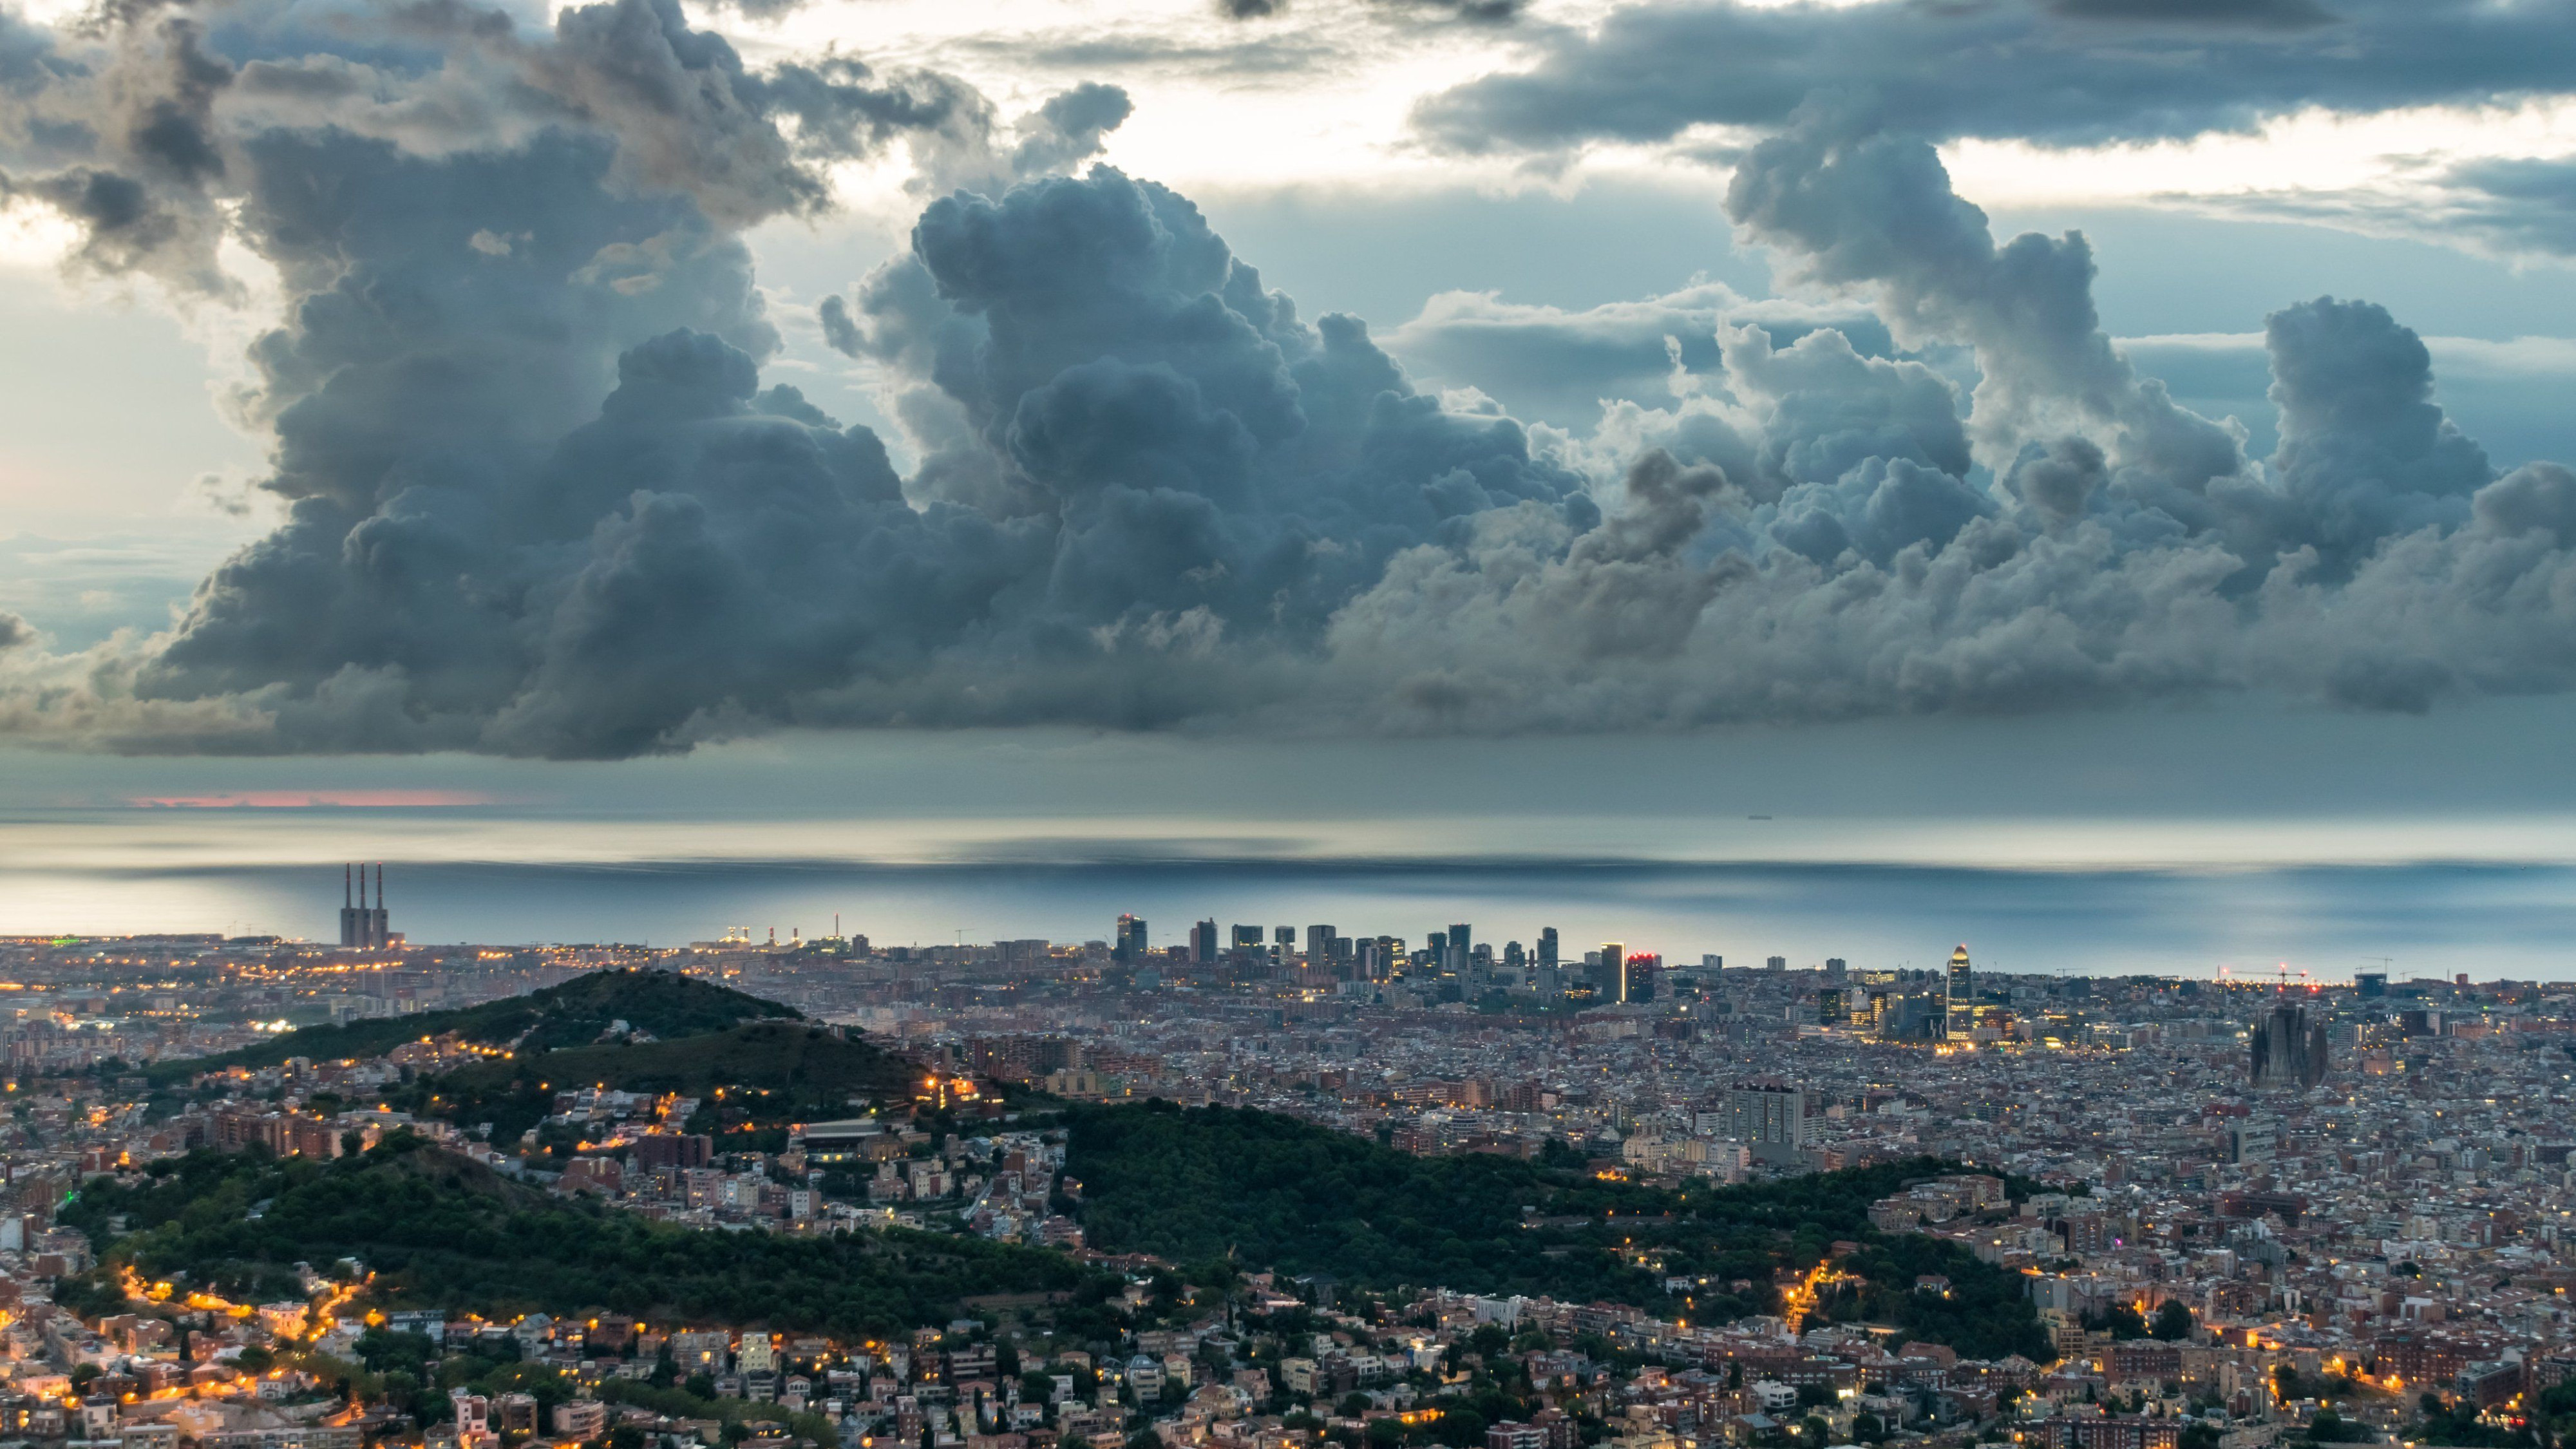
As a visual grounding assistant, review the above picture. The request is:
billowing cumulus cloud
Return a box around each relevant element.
[1311,115,2576,728]
[12,0,2576,754]
[1379,284,1904,431]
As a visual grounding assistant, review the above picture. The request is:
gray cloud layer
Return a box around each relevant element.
[1213,0,1523,22]
[2226,155,2576,264]
[10,0,2576,755]
[1414,0,2576,156]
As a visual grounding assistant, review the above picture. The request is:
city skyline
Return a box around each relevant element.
[10,858,2562,990]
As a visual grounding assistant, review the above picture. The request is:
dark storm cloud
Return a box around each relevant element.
[16,0,2576,752]
[1412,0,2576,157]
[0,0,1150,753]
[2045,0,2335,27]
[1314,114,2576,729]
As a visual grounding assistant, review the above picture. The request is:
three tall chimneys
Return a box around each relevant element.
[339,863,392,949]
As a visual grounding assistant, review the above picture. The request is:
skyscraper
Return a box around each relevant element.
[1722,1081,1815,1164]
[1191,919,1218,965]
[1448,923,1473,972]
[1537,928,1558,969]
[1618,953,1657,1003]
[1596,942,1625,999]
[1940,945,1971,1037]
[1306,924,1338,963]
[1881,992,1945,1043]
[2251,1001,2330,1088]
[1115,914,1148,965]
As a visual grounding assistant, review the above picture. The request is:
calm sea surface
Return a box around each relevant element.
[3,812,2573,980]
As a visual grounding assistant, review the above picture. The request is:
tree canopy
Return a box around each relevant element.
[147,969,800,1083]
[64,1135,1100,1334]
[1063,1102,2050,1359]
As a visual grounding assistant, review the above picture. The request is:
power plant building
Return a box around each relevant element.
[337,864,394,949]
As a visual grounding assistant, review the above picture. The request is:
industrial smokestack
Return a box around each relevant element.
[339,864,358,949]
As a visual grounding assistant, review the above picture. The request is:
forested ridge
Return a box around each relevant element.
[390,1019,920,1150]
[1063,1102,2053,1360]
[146,970,799,1084]
[59,1099,2050,1361]
[61,1135,1101,1333]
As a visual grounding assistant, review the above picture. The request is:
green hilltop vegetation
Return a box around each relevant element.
[1062,1101,2053,1361]
[57,1108,2047,1363]
[388,1019,923,1150]
[57,1134,1103,1334]
[113,987,2048,1364]
[147,969,800,1084]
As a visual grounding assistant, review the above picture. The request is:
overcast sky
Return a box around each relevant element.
[12,0,2576,918]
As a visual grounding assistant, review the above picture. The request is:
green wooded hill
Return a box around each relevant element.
[60,1135,1101,1333]
[149,970,799,1084]
[401,1019,922,1148]
[1063,1101,2052,1361]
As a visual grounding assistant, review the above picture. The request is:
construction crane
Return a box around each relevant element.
[2270,961,2318,994]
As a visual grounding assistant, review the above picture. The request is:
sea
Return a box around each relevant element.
[3,806,2575,981]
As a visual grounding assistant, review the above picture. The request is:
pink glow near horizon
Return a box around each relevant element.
[126,790,498,809]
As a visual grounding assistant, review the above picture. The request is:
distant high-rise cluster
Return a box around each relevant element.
[2251,1000,2331,1088]
[1094,910,1925,1023]
[337,864,393,949]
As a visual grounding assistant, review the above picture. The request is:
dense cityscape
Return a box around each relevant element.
[0,873,2568,1449]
